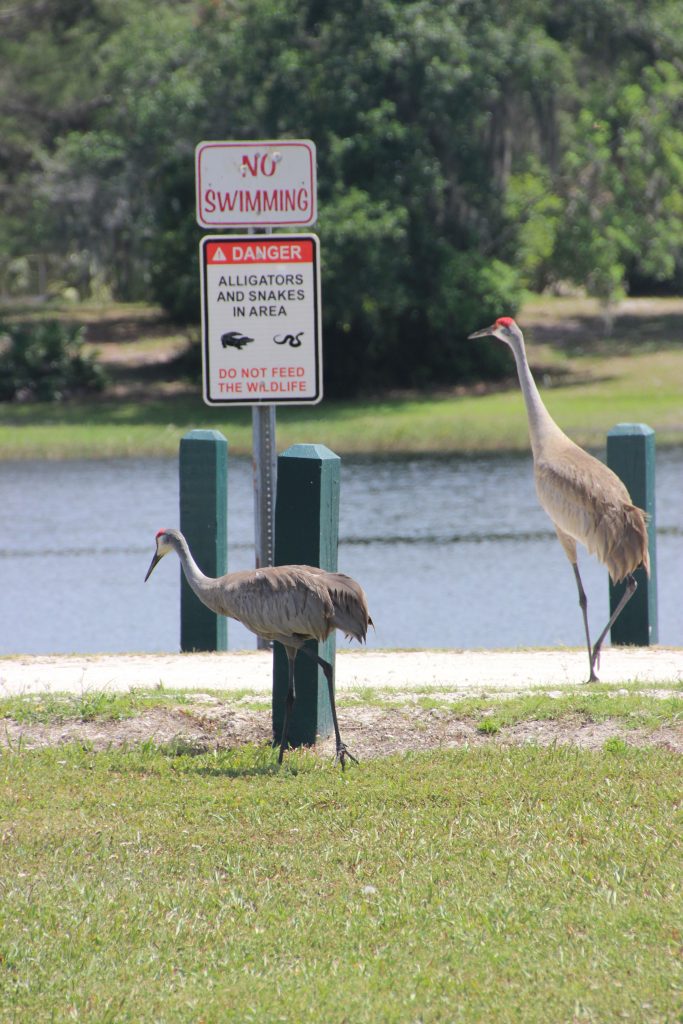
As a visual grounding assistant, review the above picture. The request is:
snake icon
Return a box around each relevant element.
[274,332,303,348]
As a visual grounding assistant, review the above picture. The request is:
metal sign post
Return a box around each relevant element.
[249,228,277,615]
[252,407,277,565]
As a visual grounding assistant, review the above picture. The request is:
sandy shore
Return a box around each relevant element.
[1,646,681,697]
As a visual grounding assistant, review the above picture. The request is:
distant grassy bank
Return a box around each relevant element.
[1,296,682,459]
[0,379,681,461]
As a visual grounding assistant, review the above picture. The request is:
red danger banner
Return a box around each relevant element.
[205,239,314,265]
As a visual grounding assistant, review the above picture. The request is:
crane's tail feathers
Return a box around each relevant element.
[606,503,650,583]
[327,575,372,644]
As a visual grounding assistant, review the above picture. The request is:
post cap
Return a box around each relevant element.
[607,423,655,438]
[279,443,340,462]
[181,428,228,444]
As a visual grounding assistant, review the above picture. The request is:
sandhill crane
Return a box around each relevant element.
[468,317,649,682]
[144,528,372,767]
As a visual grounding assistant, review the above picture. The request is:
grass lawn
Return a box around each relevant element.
[1,683,682,1023]
[0,296,682,459]
[346,680,683,734]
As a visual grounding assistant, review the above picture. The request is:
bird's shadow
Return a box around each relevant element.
[132,737,321,779]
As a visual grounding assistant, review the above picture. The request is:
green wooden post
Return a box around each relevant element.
[606,423,657,646]
[179,429,228,651]
[272,443,341,748]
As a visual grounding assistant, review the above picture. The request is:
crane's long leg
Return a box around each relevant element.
[571,563,598,683]
[589,574,638,680]
[300,645,358,769]
[277,649,297,764]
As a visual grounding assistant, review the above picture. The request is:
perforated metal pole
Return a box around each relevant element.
[252,404,277,572]
[248,224,277,650]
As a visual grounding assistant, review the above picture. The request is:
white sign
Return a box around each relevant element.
[195,139,317,228]
[199,234,322,406]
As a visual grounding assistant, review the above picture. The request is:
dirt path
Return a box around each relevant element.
[2,648,681,759]
[2,698,682,759]
[2,647,682,696]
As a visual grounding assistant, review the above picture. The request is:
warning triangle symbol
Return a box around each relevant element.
[211,246,228,263]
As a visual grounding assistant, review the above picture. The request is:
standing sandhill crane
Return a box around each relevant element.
[144,528,372,767]
[468,317,649,682]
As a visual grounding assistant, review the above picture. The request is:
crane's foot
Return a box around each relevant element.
[334,743,359,771]
[587,645,602,683]
[275,737,291,764]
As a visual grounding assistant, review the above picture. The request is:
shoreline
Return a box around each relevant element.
[1,647,681,697]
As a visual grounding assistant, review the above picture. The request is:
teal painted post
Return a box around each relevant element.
[606,424,657,646]
[272,444,341,748]
[179,429,228,651]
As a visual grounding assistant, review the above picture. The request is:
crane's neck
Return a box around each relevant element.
[171,532,213,601]
[507,332,564,458]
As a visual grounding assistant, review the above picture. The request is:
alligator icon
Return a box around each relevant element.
[221,331,254,350]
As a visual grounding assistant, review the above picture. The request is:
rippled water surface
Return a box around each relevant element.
[1,449,680,654]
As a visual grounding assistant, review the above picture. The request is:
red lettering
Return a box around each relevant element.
[271,366,306,378]
[260,154,278,177]
[217,191,239,212]
[241,155,259,177]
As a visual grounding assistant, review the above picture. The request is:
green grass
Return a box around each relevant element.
[0,688,192,725]
[2,682,681,733]
[343,684,683,734]
[447,691,683,734]
[0,743,680,1023]
[0,366,681,460]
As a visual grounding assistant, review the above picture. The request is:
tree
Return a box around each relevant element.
[0,0,199,299]
[551,62,683,307]
[144,0,523,391]
[3,0,683,394]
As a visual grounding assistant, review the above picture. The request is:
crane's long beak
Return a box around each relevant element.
[144,551,163,582]
[468,325,496,339]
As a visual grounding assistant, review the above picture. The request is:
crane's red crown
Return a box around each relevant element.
[495,316,516,328]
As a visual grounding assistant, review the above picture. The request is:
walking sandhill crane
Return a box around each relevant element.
[144,528,372,767]
[468,317,649,682]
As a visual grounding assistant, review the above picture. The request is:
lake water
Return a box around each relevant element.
[1,449,680,655]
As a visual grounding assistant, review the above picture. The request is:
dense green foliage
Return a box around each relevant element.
[0,319,106,400]
[2,0,683,394]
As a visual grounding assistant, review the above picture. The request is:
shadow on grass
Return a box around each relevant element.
[106,737,322,779]
[0,390,360,427]
[527,308,683,355]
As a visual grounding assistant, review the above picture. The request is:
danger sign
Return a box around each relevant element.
[199,234,322,406]
[195,140,317,228]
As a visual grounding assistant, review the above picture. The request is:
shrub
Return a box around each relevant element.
[0,319,107,401]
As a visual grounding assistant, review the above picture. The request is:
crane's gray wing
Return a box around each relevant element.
[535,445,648,580]
[209,567,336,645]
